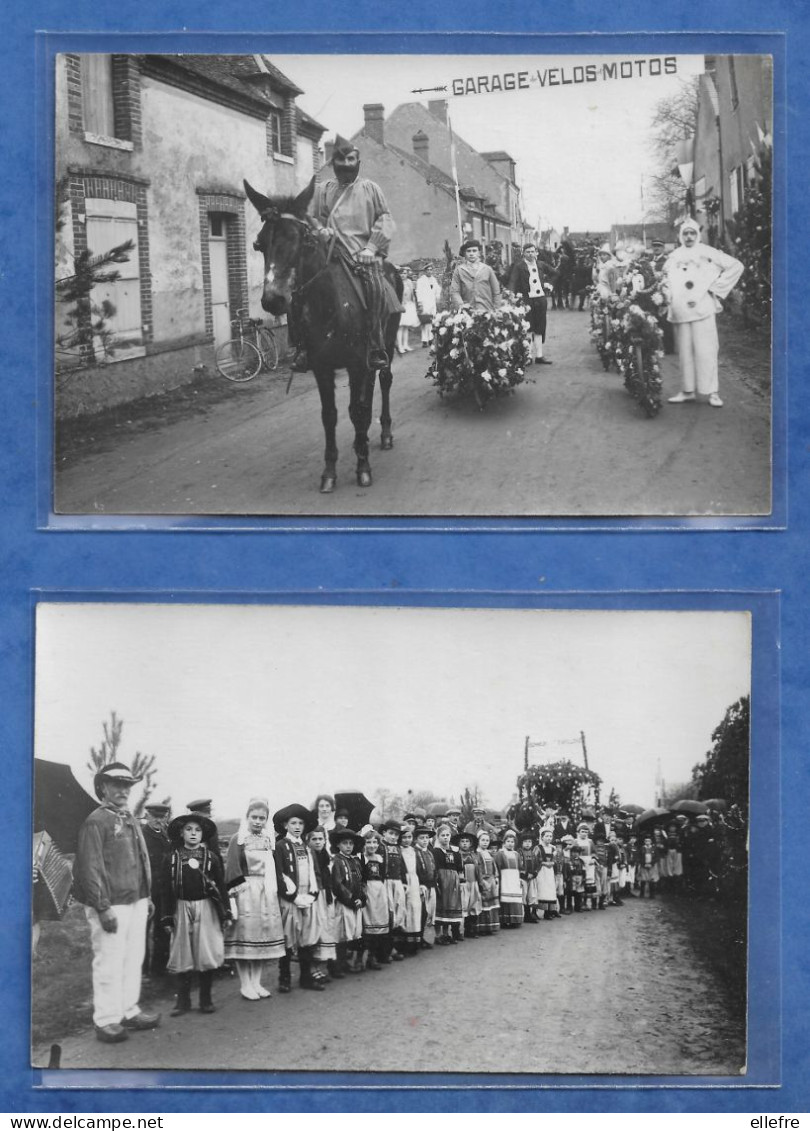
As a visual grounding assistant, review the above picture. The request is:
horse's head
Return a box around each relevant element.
[244,178,316,315]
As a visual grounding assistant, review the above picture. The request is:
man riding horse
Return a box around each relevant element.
[290,135,396,373]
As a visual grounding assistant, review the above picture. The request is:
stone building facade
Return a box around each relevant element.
[55,53,324,416]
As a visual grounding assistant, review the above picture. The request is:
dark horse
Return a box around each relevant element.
[244,177,402,493]
[552,240,577,310]
[570,248,596,311]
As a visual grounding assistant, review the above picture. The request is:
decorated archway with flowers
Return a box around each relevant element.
[516,759,602,826]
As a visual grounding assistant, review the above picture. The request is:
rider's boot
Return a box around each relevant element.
[286,293,310,371]
[290,347,311,372]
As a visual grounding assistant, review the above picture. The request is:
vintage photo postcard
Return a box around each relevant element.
[33,602,751,1075]
[51,50,773,519]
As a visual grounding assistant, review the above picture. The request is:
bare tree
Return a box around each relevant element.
[409,789,444,811]
[646,76,701,222]
[86,710,158,817]
[372,787,406,821]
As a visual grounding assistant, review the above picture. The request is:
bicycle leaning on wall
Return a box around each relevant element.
[215,309,280,383]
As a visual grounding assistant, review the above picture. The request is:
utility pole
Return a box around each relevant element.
[524,735,530,771]
[580,730,589,771]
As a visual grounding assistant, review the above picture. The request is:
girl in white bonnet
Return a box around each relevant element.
[664,217,744,408]
[224,797,286,1001]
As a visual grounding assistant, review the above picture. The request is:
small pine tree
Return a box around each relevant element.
[56,242,135,367]
[87,710,158,817]
[54,179,134,369]
[459,783,484,830]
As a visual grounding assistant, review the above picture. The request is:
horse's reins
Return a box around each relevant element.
[260,208,338,297]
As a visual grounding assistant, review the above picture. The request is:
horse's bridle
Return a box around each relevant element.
[257,206,336,297]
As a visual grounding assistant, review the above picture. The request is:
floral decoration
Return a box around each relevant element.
[425,295,532,408]
[589,276,667,418]
[517,760,603,825]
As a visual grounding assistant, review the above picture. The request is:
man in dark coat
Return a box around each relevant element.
[553,809,576,842]
[507,244,554,364]
[141,802,171,975]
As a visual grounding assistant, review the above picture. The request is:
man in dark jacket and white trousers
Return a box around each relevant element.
[73,763,161,1043]
[507,243,554,365]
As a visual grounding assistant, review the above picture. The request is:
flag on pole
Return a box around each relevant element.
[447,109,464,242]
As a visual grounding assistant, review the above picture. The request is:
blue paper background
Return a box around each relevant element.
[2,0,807,1114]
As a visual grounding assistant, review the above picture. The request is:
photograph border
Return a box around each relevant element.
[36,29,786,533]
[2,0,807,1114]
[28,588,779,1092]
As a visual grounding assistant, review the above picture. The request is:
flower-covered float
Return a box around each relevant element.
[589,261,668,418]
[426,294,532,409]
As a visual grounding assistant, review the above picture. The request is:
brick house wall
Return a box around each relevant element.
[55,53,319,415]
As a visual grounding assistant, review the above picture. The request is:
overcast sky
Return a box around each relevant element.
[34,604,750,821]
[277,52,706,231]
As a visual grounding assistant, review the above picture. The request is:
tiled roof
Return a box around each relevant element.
[296,106,327,136]
[385,141,510,225]
[148,54,303,108]
[255,55,305,95]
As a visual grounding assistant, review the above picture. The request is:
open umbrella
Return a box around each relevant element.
[334,791,375,831]
[622,803,645,815]
[670,799,708,815]
[634,806,671,829]
[34,759,98,854]
[703,798,727,811]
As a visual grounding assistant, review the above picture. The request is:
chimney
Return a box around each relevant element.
[412,129,429,163]
[428,99,448,124]
[363,103,385,146]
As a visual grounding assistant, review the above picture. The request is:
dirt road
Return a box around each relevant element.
[37,896,745,1077]
[54,311,770,518]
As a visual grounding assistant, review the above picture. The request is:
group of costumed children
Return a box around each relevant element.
[159,799,662,1017]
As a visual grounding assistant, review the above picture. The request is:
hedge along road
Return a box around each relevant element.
[37,895,746,1075]
[54,311,771,519]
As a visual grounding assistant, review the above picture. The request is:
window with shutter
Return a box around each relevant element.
[81,55,115,138]
[84,198,145,359]
[266,110,283,156]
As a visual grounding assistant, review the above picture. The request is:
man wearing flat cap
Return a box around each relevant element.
[292,135,396,373]
[464,806,496,838]
[141,802,172,975]
[73,763,160,1043]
